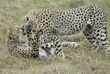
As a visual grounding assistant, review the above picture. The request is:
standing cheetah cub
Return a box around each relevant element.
[23,5,109,59]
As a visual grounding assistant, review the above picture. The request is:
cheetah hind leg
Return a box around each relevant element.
[93,21,109,53]
[42,25,65,59]
[40,41,80,59]
[94,29,109,53]
[32,28,56,59]
[50,35,65,59]
[83,25,99,53]
[84,24,109,53]
[91,39,99,52]
[40,42,56,58]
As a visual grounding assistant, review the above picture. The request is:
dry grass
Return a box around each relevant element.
[0,0,110,74]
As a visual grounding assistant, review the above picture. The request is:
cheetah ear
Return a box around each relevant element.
[26,17,29,21]
[23,16,29,22]
[23,25,25,28]
[21,25,24,28]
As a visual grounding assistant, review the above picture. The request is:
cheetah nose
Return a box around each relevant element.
[23,32,27,35]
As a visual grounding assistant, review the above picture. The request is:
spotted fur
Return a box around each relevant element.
[23,5,109,58]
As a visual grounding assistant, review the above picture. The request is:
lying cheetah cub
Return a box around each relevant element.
[6,25,47,58]
[6,25,79,59]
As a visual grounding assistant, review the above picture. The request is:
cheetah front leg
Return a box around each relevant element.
[31,28,43,58]
[51,35,65,59]
[25,23,34,46]
[61,42,80,49]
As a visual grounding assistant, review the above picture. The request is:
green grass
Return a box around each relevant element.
[0,0,110,74]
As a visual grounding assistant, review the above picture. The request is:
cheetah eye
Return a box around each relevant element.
[22,29,24,31]
[22,25,24,27]
[9,37,12,39]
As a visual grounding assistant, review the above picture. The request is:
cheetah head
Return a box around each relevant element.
[24,19,39,33]
[23,9,40,32]
[7,25,27,42]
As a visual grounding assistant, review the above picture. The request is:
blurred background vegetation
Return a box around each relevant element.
[0,0,110,74]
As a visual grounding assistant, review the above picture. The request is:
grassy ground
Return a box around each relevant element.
[0,0,110,74]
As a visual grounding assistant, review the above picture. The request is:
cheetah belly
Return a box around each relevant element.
[57,20,91,38]
[58,25,86,38]
[60,32,83,38]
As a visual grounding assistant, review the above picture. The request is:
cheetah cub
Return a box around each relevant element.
[6,25,49,59]
[6,25,79,59]
[23,5,109,59]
